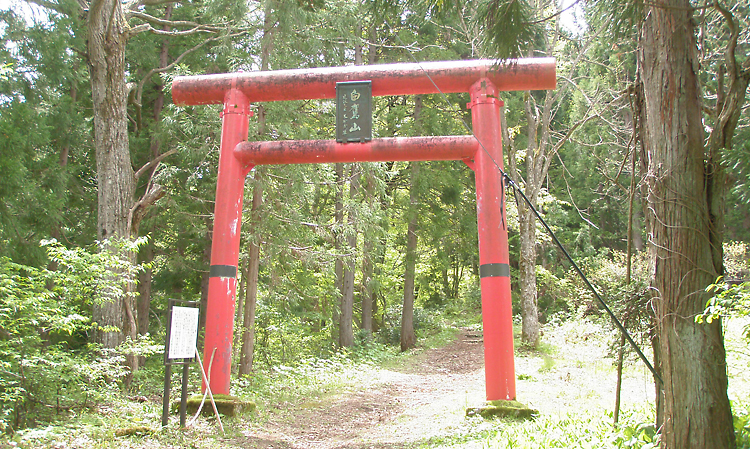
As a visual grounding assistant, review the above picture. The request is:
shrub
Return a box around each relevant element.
[736,403,750,449]
[0,239,147,433]
[697,242,750,341]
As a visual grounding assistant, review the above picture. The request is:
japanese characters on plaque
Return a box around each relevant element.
[336,81,372,143]
[166,305,200,360]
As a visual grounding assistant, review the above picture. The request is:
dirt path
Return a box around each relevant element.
[234,322,658,449]
[239,329,487,449]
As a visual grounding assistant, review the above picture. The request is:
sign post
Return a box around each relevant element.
[162,300,200,428]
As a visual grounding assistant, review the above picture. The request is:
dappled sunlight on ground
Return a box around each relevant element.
[516,318,655,417]
[239,320,662,448]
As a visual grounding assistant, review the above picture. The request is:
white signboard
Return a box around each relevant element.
[168,306,200,360]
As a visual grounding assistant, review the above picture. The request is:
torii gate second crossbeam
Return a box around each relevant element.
[171,58,556,402]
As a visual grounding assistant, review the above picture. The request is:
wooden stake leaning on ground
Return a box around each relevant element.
[186,348,224,433]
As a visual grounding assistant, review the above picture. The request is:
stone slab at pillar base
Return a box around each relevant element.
[466,400,539,420]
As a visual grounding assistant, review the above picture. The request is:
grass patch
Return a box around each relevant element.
[420,325,461,350]
[421,405,656,448]
[234,354,368,407]
[539,354,556,373]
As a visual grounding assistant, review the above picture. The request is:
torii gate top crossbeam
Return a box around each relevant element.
[172,58,556,105]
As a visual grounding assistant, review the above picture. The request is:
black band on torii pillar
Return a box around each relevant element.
[479,263,510,278]
[209,265,237,278]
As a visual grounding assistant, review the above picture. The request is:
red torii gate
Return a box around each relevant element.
[171,58,556,402]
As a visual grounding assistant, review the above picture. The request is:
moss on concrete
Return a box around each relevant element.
[114,426,155,437]
[184,394,256,417]
[466,400,538,420]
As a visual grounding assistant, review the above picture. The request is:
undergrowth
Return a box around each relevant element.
[420,404,659,449]
[478,407,657,449]
[2,316,748,448]
[736,402,750,449]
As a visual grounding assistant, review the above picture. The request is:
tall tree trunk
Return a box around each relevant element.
[199,219,212,338]
[137,242,153,335]
[337,28,367,347]
[401,161,419,352]
[357,19,378,338]
[638,1,734,447]
[333,163,344,344]
[239,0,275,374]
[48,84,76,279]
[499,1,595,347]
[615,136,640,425]
[502,98,544,347]
[136,5,172,338]
[517,203,540,346]
[239,168,263,375]
[339,165,358,348]
[361,173,375,335]
[88,0,135,355]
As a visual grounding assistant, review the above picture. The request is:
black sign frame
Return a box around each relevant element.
[336,80,372,143]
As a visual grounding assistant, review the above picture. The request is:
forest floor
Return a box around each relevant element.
[238,328,489,449]
[9,317,749,448]
[233,321,658,449]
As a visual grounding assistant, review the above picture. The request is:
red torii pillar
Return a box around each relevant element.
[171,59,556,401]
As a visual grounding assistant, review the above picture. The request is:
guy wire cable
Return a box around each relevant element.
[504,172,662,385]
[383,18,663,385]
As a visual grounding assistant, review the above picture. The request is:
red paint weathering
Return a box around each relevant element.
[469,79,516,400]
[202,89,251,395]
[234,136,479,167]
[172,59,555,105]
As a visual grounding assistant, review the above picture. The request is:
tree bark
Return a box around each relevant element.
[339,165,358,348]
[358,20,377,338]
[502,96,547,347]
[47,83,76,279]
[638,1,734,447]
[239,0,275,374]
[333,162,344,344]
[239,169,263,375]
[361,173,375,335]
[199,219,212,337]
[517,202,540,346]
[137,242,153,335]
[401,161,419,352]
[88,0,135,352]
[136,10,171,337]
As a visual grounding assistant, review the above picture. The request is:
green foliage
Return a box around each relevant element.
[534,249,650,330]
[535,264,575,319]
[0,62,11,80]
[451,406,658,448]
[376,303,446,347]
[736,403,750,449]
[476,0,544,59]
[253,303,334,368]
[0,239,149,433]
[1,0,747,444]
[0,6,94,266]
[350,329,399,363]
[697,242,750,339]
[700,280,750,327]
[615,420,659,448]
[0,256,94,432]
[44,238,148,306]
[234,352,365,405]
